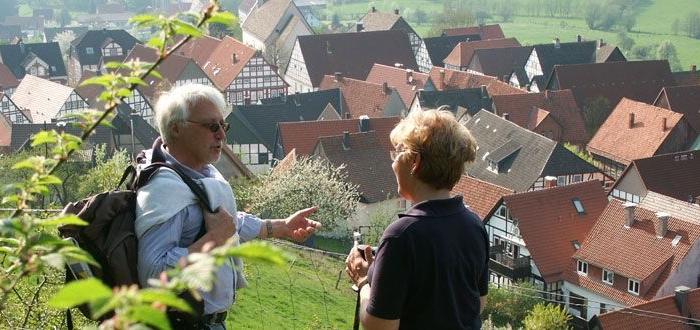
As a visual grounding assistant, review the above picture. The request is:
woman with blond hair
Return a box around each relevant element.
[346,108,488,329]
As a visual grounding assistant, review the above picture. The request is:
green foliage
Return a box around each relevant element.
[364,201,399,246]
[523,303,572,330]
[76,145,131,199]
[482,282,540,328]
[426,2,475,37]
[564,143,596,167]
[681,11,700,38]
[616,31,636,51]
[582,96,613,136]
[657,40,682,71]
[245,157,360,234]
[630,43,658,60]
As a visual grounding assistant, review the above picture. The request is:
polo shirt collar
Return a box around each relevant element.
[399,196,465,218]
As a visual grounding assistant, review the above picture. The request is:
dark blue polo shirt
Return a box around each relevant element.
[366,196,489,329]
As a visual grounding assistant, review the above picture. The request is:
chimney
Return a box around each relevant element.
[544,176,557,188]
[554,37,560,49]
[623,202,637,227]
[502,113,510,121]
[371,6,376,12]
[439,69,446,90]
[656,212,670,238]
[577,34,582,43]
[662,117,668,131]
[692,64,697,72]
[356,22,364,32]
[382,82,390,94]
[244,96,251,105]
[342,131,350,149]
[345,112,352,119]
[597,38,605,49]
[334,71,342,82]
[359,115,370,132]
[232,53,237,63]
[406,69,413,83]
[629,112,635,128]
[394,8,399,15]
[326,41,332,54]
[675,286,691,317]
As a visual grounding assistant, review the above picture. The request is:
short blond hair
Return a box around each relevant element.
[390,107,477,190]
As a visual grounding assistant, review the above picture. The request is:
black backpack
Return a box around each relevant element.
[58,139,213,326]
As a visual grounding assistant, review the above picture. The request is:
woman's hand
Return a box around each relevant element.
[345,244,374,286]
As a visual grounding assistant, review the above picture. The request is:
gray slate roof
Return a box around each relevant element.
[71,29,140,66]
[465,110,599,192]
[10,123,112,152]
[424,34,480,67]
[415,88,493,117]
[0,41,66,79]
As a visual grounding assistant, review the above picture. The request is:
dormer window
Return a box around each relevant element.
[86,47,94,55]
[486,140,522,174]
[577,260,588,275]
[102,42,123,57]
[572,198,585,214]
[602,269,614,285]
[628,279,640,295]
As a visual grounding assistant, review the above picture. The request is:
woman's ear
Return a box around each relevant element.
[411,152,421,176]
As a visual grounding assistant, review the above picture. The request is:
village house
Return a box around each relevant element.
[365,63,435,108]
[423,34,480,68]
[525,38,625,92]
[9,123,112,155]
[312,130,403,233]
[241,0,314,70]
[407,87,493,120]
[68,29,140,85]
[466,46,533,83]
[465,110,604,192]
[654,84,700,134]
[484,181,607,302]
[225,88,341,171]
[564,199,700,322]
[428,67,526,96]
[179,36,289,105]
[0,113,11,152]
[354,7,432,72]
[491,89,589,146]
[10,75,88,124]
[0,91,28,124]
[0,63,20,96]
[587,98,697,179]
[0,40,67,85]
[443,38,521,71]
[442,24,506,40]
[590,286,700,329]
[451,174,513,220]
[284,30,418,93]
[319,73,405,118]
[609,150,700,204]
[75,71,154,127]
[273,116,399,160]
[672,64,700,86]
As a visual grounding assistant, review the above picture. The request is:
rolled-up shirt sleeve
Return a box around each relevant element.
[138,206,192,287]
[236,212,263,243]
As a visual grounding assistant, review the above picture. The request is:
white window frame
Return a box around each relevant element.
[86,47,94,54]
[628,279,640,295]
[572,174,583,183]
[602,269,614,285]
[577,260,588,275]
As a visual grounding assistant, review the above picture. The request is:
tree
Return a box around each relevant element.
[330,13,341,30]
[496,0,515,22]
[426,4,474,37]
[53,30,76,64]
[671,18,680,35]
[616,31,635,52]
[413,8,428,24]
[630,43,657,60]
[245,157,360,234]
[682,11,700,38]
[482,282,540,328]
[60,9,71,27]
[523,303,572,330]
[76,145,131,199]
[657,40,682,71]
[584,2,603,29]
[363,200,399,245]
[582,96,612,136]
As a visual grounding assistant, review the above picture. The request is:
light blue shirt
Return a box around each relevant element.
[137,149,262,314]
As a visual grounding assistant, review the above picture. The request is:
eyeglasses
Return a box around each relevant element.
[186,120,230,133]
[390,147,415,161]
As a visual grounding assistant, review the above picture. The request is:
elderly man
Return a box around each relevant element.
[136,84,321,329]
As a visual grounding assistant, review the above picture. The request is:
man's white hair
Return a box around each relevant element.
[154,84,227,144]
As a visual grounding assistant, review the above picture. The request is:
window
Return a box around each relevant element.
[572,198,585,214]
[496,205,507,218]
[557,175,566,186]
[572,174,583,182]
[86,47,94,54]
[600,303,607,314]
[577,260,588,275]
[602,269,614,285]
[628,279,640,295]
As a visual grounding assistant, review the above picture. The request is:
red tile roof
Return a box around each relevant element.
[442,24,506,40]
[197,36,258,91]
[365,63,431,107]
[503,180,608,283]
[587,98,686,165]
[277,116,400,157]
[428,67,526,96]
[0,63,19,89]
[123,44,203,99]
[570,199,700,305]
[319,74,397,118]
[443,38,521,68]
[492,89,589,145]
[176,35,224,66]
[612,150,700,203]
[596,287,700,330]
[654,85,700,133]
[451,175,513,219]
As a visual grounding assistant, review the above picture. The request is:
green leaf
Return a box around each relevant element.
[130,14,161,27]
[90,296,117,319]
[40,252,65,269]
[139,289,193,314]
[129,305,171,330]
[208,11,237,26]
[0,237,20,246]
[39,214,88,227]
[60,246,100,267]
[79,75,114,88]
[103,61,129,70]
[172,20,203,37]
[48,278,112,308]
[116,88,134,98]
[146,36,165,50]
[125,77,148,86]
[222,241,288,266]
[31,131,58,146]
[148,70,163,80]
[12,157,44,170]
[37,175,63,186]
